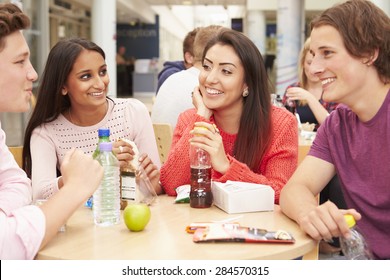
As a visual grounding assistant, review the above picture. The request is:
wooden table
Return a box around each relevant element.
[36,196,316,260]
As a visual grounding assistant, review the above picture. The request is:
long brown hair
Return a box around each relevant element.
[202,28,272,170]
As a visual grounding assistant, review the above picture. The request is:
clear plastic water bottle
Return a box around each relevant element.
[93,142,120,226]
[85,128,111,208]
[340,214,373,260]
[189,145,212,208]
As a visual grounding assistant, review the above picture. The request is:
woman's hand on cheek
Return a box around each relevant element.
[192,86,213,120]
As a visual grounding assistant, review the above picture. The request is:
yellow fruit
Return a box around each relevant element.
[194,126,208,137]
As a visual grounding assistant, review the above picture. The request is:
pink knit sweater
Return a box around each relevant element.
[160,107,298,204]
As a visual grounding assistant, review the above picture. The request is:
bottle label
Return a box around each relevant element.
[121,172,136,201]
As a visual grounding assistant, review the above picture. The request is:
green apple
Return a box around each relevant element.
[123,203,151,232]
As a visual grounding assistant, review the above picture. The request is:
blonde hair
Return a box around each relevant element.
[297,38,311,106]
[193,25,223,63]
[299,38,311,90]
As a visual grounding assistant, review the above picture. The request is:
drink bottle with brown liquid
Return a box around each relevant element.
[189,145,212,208]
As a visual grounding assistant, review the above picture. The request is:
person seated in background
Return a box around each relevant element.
[0,3,103,260]
[23,38,162,201]
[152,25,222,130]
[156,27,199,93]
[160,28,298,204]
[282,37,338,131]
[284,37,346,255]
[280,0,390,259]
[116,45,130,96]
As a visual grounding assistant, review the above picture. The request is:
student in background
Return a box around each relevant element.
[23,38,162,201]
[156,27,199,93]
[116,45,130,96]
[0,3,103,260]
[280,0,390,259]
[283,37,338,131]
[160,28,298,204]
[152,25,222,130]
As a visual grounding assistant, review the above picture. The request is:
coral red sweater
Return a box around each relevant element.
[160,107,298,204]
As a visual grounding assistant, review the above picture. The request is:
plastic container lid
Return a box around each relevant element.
[344,214,356,228]
[99,142,112,151]
[98,128,110,137]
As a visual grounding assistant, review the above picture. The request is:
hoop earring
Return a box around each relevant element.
[242,89,249,97]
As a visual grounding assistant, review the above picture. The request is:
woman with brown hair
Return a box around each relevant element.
[160,28,298,204]
[23,38,162,201]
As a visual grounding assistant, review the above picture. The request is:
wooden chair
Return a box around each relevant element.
[153,123,173,165]
[298,135,312,165]
[8,146,23,168]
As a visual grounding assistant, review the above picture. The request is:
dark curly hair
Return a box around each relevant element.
[0,3,30,51]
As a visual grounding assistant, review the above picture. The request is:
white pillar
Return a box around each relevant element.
[370,0,390,16]
[275,0,305,96]
[92,0,117,97]
[246,10,266,55]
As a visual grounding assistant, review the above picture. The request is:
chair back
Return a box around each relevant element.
[8,146,23,168]
[153,123,173,165]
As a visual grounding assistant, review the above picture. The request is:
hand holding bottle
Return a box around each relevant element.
[61,148,103,198]
[112,138,136,169]
[190,121,230,174]
[115,139,161,195]
[138,152,161,195]
[297,200,361,242]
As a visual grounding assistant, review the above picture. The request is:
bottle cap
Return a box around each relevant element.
[99,142,112,151]
[344,214,356,228]
[98,128,110,137]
